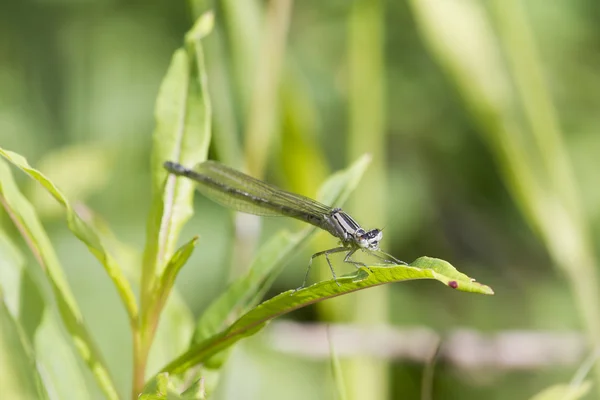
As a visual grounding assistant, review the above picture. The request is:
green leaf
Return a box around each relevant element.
[0,289,49,400]
[142,25,212,310]
[154,237,199,322]
[529,382,591,400]
[185,11,214,44]
[0,148,138,326]
[139,373,183,400]
[161,257,492,374]
[138,14,213,395]
[145,237,198,373]
[0,227,94,399]
[75,203,196,383]
[0,159,119,399]
[139,372,206,400]
[147,291,196,379]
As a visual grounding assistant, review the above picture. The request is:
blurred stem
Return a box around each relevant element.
[343,0,389,399]
[204,25,244,169]
[410,0,600,394]
[220,0,262,112]
[132,330,145,400]
[226,0,294,279]
[490,0,600,388]
[244,0,294,177]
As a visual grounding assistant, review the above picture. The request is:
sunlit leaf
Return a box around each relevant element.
[0,148,138,326]
[0,228,94,399]
[162,257,492,374]
[141,15,212,325]
[0,289,49,400]
[0,158,119,399]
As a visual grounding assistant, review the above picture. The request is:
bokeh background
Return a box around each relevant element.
[2,0,600,399]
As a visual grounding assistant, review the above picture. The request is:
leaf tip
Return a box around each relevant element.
[186,11,214,43]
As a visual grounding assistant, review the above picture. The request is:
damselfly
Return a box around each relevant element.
[164,160,405,288]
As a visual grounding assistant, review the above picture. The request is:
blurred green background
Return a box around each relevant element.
[2,0,600,399]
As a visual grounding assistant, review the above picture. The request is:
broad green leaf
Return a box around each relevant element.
[0,148,138,325]
[529,382,591,400]
[161,257,493,374]
[35,312,95,399]
[0,289,49,400]
[0,159,119,399]
[141,17,212,312]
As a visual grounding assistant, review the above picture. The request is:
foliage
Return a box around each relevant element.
[1,0,596,399]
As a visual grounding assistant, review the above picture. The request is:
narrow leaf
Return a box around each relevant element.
[0,227,93,399]
[0,159,119,399]
[142,18,212,310]
[138,15,213,395]
[139,373,183,400]
[153,237,199,326]
[162,257,492,374]
[0,289,49,400]
[0,148,138,325]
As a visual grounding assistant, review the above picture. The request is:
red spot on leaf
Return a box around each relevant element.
[448,281,458,289]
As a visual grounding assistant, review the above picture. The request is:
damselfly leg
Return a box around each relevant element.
[371,250,407,265]
[343,248,367,269]
[296,246,347,292]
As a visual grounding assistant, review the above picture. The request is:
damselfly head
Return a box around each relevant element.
[356,228,382,250]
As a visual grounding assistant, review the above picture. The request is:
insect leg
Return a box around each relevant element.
[294,246,348,292]
[343,248,366,269]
